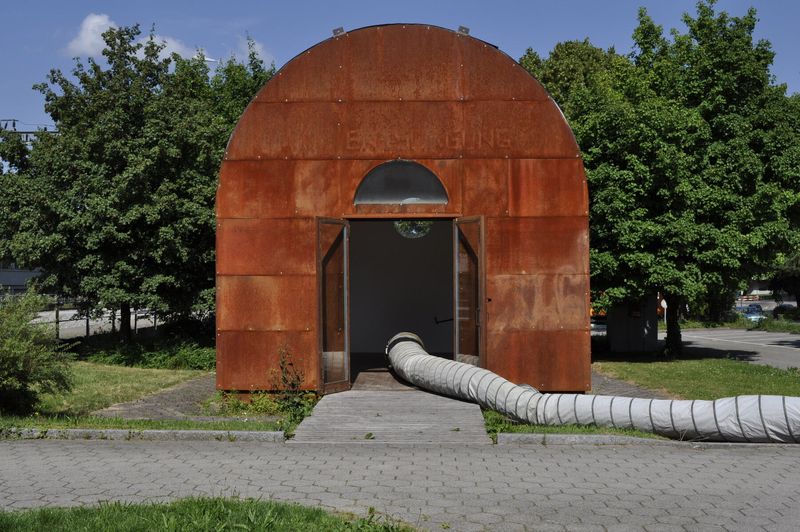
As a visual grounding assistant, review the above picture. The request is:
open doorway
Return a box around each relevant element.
[349,219,454,386]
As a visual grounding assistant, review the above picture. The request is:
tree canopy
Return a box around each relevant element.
[522,1,800,353]
[0,25,273,338]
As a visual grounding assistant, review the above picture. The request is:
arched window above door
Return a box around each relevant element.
[353,160,448,205]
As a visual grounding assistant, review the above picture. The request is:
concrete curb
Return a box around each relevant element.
[1,428,285,442]
[496,432,800,448]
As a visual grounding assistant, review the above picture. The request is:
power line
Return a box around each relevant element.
[0,119,56,143]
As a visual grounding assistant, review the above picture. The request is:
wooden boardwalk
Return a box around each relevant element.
[291,390,492,444]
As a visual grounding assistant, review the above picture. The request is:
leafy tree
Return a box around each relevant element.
[523,1,800,355]
[771,254,800,304]
[3,26,272,340]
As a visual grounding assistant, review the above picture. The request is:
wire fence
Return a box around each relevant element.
[33,302,160,340]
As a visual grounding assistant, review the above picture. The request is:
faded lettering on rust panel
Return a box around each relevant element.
[343,127,513,158]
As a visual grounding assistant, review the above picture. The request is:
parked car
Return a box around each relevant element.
[773,304,797,319]
[744,310,766,323]
[590,315,607,335]
[746,303,763,313]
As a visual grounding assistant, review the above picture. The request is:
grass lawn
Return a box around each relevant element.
[0,497,411,531]
[482,409,664,442]
[36,361,205,415]
[593,358,800,400]
[2,362,290,433]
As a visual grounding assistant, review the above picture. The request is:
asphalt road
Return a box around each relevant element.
[659,328,800,370]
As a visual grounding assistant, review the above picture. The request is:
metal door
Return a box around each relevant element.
[317,218,350,393]
[454,216,486,367]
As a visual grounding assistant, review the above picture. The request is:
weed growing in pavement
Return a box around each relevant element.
[271,347,318,431]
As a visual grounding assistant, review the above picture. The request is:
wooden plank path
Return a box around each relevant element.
[290,390,492,444]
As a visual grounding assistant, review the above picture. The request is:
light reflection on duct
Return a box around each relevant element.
[386,332,800,443]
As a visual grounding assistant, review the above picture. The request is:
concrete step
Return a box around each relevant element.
[291,390,491,444]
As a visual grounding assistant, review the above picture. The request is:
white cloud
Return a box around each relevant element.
[67,13,200,60]
[67,13,116,57]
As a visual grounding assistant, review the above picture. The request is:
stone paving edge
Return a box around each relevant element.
[497,432,800,448]
[3,427,798,447]
[0,427,285,442]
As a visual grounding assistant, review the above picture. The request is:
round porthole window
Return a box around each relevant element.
[394,220,433,239]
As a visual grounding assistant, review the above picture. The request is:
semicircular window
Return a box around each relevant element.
[354,160,448,205]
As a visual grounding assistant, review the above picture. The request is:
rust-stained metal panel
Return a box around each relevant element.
[457,37,548,102]
[217,275,317,331]
[508,159,588,217]
[338,102,464,160]
[217,160,296,219]
[486,217,589,275]
[227,101,577,161]
[292,160,347,216]
[225,102,343,161]
[487,329,590,392]
[256,37,347,103]
[461,159,509,217]
[341,25,463,101]
[487,273,590,332]
[217,219,315,276]
[462,101,580,159]
[217,331,318,390]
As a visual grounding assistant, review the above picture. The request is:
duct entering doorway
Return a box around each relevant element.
[349,219,454,384]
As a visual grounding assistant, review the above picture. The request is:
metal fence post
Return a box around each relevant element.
[54,299,59,340]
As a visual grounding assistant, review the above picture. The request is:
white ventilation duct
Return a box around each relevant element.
[386,333,800,443]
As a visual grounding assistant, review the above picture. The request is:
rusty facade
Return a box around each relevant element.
[216,24,590,394]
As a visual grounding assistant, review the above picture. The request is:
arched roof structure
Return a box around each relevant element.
[216,24,590,394]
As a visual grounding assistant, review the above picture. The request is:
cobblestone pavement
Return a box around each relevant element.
[2,440,798,531]
[91,374,219,421]
[590,372,669,400]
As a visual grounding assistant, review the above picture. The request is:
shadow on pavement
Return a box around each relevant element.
[591,335,760,364]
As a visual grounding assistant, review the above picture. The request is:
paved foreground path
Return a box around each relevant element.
[292,390,491,444]
[2,440,798,531]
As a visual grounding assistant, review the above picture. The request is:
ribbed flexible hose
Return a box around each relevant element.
[386,333,800,443]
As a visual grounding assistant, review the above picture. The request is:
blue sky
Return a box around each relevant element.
[2,1,798,131]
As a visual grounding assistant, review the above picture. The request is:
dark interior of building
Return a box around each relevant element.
[349,219,454,383]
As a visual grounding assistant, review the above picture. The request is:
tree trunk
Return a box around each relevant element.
[664,293,683,358]
[119,302,132,342]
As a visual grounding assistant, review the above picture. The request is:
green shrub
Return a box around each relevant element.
[0,291,73,414]
[82,339,215,370]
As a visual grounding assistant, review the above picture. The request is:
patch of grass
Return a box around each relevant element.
[0,416,281,432]
[205,391,283,417]
[0,497,412,531]
[753,318,800,334]
[482,410,664,443]
[203,390,318,435]
[35,361,205,415]
[593,359,800,400]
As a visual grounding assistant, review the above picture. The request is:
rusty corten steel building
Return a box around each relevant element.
[216,24,590,394]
